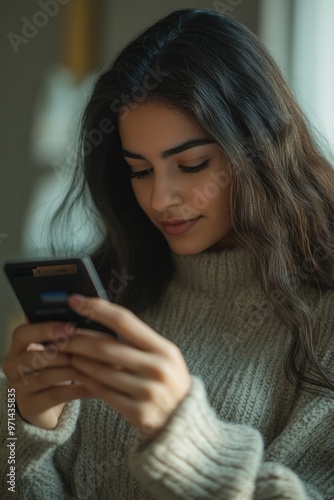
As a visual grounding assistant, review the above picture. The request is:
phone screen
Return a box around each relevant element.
[3,255,117,336]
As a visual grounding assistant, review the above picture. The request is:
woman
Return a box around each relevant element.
[1,8,334,499]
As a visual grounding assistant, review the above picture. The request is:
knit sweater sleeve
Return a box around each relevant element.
[0,370,81,500]
[129,375,333,499]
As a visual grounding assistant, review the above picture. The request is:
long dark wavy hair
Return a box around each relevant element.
[49,9,334,393]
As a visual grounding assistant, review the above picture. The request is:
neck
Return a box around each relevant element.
[170,246,258,299]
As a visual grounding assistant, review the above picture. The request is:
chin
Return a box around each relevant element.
[167,233,236,255]
[170,248,202,256]
[167,240,214,256]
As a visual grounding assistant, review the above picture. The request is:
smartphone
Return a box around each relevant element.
[3,255,117,337]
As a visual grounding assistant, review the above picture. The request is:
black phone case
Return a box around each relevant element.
[3,255,116,337]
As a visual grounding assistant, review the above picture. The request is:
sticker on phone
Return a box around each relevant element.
[40,291,69,303]
[33,265,77,277]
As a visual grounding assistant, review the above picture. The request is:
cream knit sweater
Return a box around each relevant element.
[0,247,333,499]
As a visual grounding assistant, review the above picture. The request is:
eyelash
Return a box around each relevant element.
[130,160,210,180]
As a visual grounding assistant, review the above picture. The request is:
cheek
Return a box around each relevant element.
[190,175,224,210]
[206,182,231,219]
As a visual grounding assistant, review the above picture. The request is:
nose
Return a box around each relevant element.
[150,172,183,212]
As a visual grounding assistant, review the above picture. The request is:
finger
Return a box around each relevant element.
[10,322,77,355]
[72,374,162,431]
[4,351,73,382]
[68,295,173,354]
[19,383,92,415]
[74,371,133,409]
[71,354,157,399]
[63,334,159,376]
[13,367,81,393]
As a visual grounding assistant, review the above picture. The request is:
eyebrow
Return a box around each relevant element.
[122,138,214,160]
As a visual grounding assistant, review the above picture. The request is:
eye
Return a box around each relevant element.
[179,159,210,174]
[130,160,210,180]
[130,168,152,180]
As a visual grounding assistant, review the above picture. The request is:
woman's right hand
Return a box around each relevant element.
[2,321,91,430]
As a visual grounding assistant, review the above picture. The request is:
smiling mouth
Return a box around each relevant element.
[160,216,202,235]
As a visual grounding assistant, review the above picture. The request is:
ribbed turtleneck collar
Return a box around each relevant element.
[170,246,258,298]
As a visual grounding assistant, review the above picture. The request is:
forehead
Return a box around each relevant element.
[118,101,209,150]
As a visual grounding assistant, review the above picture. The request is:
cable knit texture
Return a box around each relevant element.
[1,247,333,499]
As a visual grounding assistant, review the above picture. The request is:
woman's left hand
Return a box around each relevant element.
[60,295,191,436]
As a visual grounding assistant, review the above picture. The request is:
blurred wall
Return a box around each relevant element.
[0,0,261,361]
[0,2,60,359]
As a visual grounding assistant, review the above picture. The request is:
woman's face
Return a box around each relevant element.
[118,101,233,255]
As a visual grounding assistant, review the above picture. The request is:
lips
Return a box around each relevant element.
[160,216,202,235]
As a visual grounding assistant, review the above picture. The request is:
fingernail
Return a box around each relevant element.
[53,323,76,335]
[68,294,87,309]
